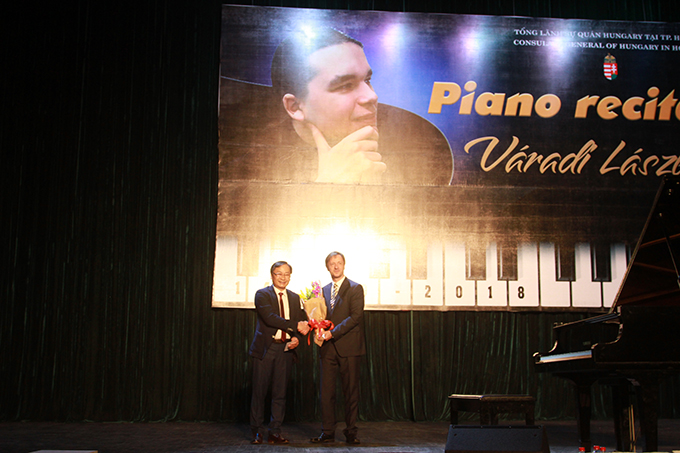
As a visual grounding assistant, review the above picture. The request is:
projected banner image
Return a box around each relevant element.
[213,5,680,310]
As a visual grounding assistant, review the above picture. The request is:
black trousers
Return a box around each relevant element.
[319,346,361,438]
[250,342,294,435]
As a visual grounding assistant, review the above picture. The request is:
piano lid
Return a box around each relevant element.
[613,176,680,309]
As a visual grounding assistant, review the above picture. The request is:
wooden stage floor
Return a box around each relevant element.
[1,419,679,453]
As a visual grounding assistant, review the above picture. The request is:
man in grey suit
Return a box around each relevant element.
[311,251,365,445]
[249,261,310,444]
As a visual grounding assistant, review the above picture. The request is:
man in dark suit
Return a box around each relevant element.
[249,261,310,444]
[311,251,365,445]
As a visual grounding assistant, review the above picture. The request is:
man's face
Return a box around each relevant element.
[271,264,292,290]
[297,42,378,145]
[326,255,345,281]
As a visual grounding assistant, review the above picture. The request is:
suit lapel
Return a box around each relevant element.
[337,278,349,299]
[270,286,284,316]
[285,289,298,315]
[330,279,349,316]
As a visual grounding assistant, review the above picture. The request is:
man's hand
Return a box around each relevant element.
[318,328,333,342]
[297,321,310,335]
[287,336,300,350]
[310,124,386,184]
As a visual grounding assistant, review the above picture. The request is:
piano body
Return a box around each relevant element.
[534,176,680,452]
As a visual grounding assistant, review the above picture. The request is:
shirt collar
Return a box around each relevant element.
[332,276,346,290]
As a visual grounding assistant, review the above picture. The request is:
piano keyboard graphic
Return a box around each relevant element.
[213,237,629,309]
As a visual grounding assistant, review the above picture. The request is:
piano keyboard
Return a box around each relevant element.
[535,350,593,363]
[212,237,629,309]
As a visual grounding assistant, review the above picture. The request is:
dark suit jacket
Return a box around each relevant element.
[249,286,306,360]
[322,278,366,357]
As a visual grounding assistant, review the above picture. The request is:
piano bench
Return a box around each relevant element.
[448,394,536,425]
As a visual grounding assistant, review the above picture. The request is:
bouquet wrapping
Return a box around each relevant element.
[300,281,333,346]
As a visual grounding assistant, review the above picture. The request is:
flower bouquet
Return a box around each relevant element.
[299,281,333,346]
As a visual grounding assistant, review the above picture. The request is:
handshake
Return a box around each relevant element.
[297,321,310,335]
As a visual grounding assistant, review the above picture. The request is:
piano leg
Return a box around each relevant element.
[610,374,660,452]
[610,379,634,452]
[569,377,595,452]
[635,375,660,452]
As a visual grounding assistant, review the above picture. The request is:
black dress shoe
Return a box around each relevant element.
[345,435,360,445]
[251,433,263,444]
[310,433,335,443]
[268,433,289,444]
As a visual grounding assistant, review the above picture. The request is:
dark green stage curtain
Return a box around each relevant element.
[3,301,679,421]
[220,310,680,424]
[4,0,680,423]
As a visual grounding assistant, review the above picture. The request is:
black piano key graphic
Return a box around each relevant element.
[590,242,612,282]
[408,243,428,280]
[237,236,259,277]
[555,242,575,282]
[466,242,486,280]
[497,242,518,281]
[370,249,391,279]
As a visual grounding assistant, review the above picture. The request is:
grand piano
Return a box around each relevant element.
[534,176,680,452]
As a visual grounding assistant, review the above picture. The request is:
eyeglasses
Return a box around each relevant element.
[273,273,291,278]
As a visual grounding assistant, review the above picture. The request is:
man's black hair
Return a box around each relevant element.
[271,28,363,100]
[270,261,292,275]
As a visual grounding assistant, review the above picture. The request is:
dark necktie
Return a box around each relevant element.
[278,292,286,341]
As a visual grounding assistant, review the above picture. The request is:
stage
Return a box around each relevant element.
[1,419,679,453]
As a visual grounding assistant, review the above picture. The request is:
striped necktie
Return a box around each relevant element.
[330,283,338,311]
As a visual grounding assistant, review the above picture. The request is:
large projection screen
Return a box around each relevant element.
[214,5,680,310]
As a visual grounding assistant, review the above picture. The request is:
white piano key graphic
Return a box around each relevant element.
[444,242,476,306]
[539,242,571,307]
[509,243,540,307]
[477,242,508,307]
[572,242,603,308]
[602,243,628,307]
[375,248,411,306]
[213,236,248,304]
[412,242,443,306]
